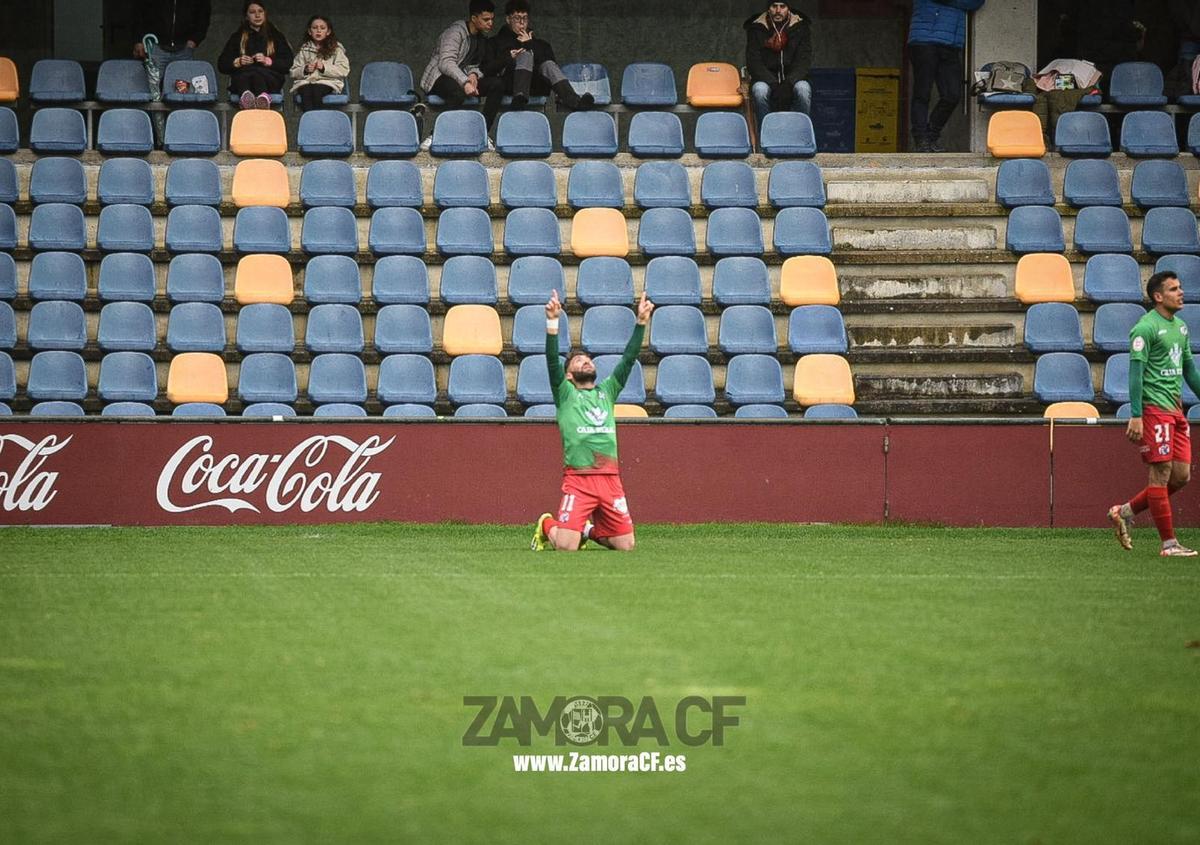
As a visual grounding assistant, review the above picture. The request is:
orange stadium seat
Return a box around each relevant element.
[234,254,294,305]
[230,110,287,157]
[779,255,840,306]
[571,208,629,258]
[0,58,18,102]
[1014,253,1075,304]
[167,352,229,404]
[442,304,503,356]
[231,159,290,208]
[793,354,855,406]
[686,63,743,107]
[614,404,649,418]
[987,111,1045,158]
[1043,401,1099,420]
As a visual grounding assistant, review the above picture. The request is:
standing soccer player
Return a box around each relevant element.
[531,290,654,552]
[1109,271,1200,555]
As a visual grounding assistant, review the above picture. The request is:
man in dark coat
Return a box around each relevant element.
[482,0,593,109]
[744,1,813,132]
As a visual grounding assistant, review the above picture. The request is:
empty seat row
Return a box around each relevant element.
[1006,206,1200,255]
[996,158,1195,210]
[990,110,1200,159]
[1033,351,1175,407]
[1021,301,1186,353]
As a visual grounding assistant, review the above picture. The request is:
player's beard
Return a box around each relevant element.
[571,373,596,388]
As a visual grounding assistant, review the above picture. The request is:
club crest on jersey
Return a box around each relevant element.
[1132,336,1145,352]
[1183,325,1190,336]
[1170,344,1183,368]
[584,407,609,427]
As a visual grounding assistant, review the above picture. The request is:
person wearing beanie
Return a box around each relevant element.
[481,0,594,111]
[744,1,813,132]
[907,0,986,152]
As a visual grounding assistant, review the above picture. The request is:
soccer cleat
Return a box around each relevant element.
[1108,505,1133,550]
[531,512,552,551]
[239,90,256,110]
[1161,542,1198,557]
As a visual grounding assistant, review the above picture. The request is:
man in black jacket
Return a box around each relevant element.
[483,0,593,110]
[131,0,211,140]
[744,1,812,132]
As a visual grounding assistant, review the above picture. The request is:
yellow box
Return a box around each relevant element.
[855,67,900,152]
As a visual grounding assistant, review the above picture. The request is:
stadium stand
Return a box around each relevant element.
[376,305,434,355]
[1062,159,1121,207]
[627,112,685,158]
[30,108,86,154]
[359,62,419,107]
[1131,160,1189,209]
[98,253,156,302]
[768,162,825,208]
[30,157,86,205]
[1084,254,1143,303]
[234,254,293,305]
[638,208,697,257]
[1053,111,1111,157]
[163,110,221,156]
[1120,111,1178,157]
[634,161,691,209]
[1142,208,1200,254]
[377,355,437,407]
[96,109,154,154]
[98,302,157,353]
[987,111,1045,158]
[440,255,498,305]
[568,161,624,209]
[501,161,557,209]
[496,112,553,158]
[1023,302,1084,353]
[655,355,716,406]
[230,110,288,157]
[298,111,354,157]
[435,160,490,208]
[760,112,817,157]
[563,112,619,157]
[572,208,630,257]
[232,159,290,208]
[621,62,677,106]
[1073,207,1133,254]
[505,208,562,256]
[28,252,86,301]
[363,111,421,157]
[166,159,222,207]
[98,159,155,206]
[166,253,226,302]
[577,257,634,306]
[236,303,295,354]
[644,256,702,305]
[995,159,1054,208]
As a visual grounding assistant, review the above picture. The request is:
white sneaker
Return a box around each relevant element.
[1161,541,1198,557]
[419,136,433,152]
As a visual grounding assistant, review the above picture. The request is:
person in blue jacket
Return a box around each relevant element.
[907,0,986,152]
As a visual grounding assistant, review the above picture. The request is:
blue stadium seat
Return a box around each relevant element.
[30,59,85,103]
[30,157,86,204]
[568,161,624,209]
[454,403,507,417]
[627,112,685,157]
[0,352,12,401]
[96,60,153,103]
[975,62,1036,107]
[383,403,437,418]
[0,302,13,349]
[359,62,418,107]
[377,354,437,406]
[634,161,691,209]
[369,207,427,256]
[96,108,153,154]
[431,110,488,157]
[767,161,826,208]
[621,62,677,106]
[437,207,493,256]
[448,354,507,405]
[706,207,763,257]
[27,351,87,401]
[98,302,156,352]
[304,255,360,304]
[501,161,557,209]
[1073,206,1133,254]
[772,207,831,256]
[662,404,718,418]
[1062,159,1121,208]
[302,206,358,255]
[760,112,817,157]
[1179,304,1200,353]
[165,205,223,253]
[163,110,221,156]
[1033,351,1094,403]
[312,403,366,417]
[1187,404,1200,422]
[98,351,157,402]
[656,355,715,406]
[1142,208,1200,254]
[241,402,297,418]
[562,62,613,106]
[0,205,13,252]
[496,111,552,157]
[508,256,566,306]
[718,305,777,355]
[30,401,85,416]
[512,306,569,355]
[434,160,490,209]
[805,404,858,419]
[236,303,294,353]
[582,305,636,354]
[237,353,297,404]
[516,355,560,405]
[102,402,156,416]
[28,301,86,351]
[995,159,1055,208]
[788,305,848,354]
[694,112,751,157]
[306,303,364,353]
[637,207,696,257]
[1101,353,1130,404]
[725,354,785,405]
[166,159,221,207]
[1131,160,1189,209]
[593,355,646,403]
[1023,302,1084,352]
[297,110,353,157]
[1054,111,1112,156]
[0,255,13,300]
[362,110,420,157]
[373,255,430,304]
[0,159,15,203]
[173,402,226,417]
[562,112,618,157]
[167,253,225,303]
[167,302,226,352]
[440,255,498,305]
[235,207,291,254]
[1093,302,1145,353]
[701,161,758,209]
[734,403,788,418]
[308,353,368,405]
[523,404,557,417]
[300,160,356,208]
[161,60,217,104]
[644,256,702,305]
[1005,206,1065,253]
[97,204,155,253]
[650,305,707,355]
[0,108,15,154]
[1157,255,1200,299]
[366,161,422,209]
[98,253,155,303]
[30,108,86,154]
[714,258,772,306]
[576,257,633,305]
[28,252,86,301]
[1084,254,1143,303]
[29,204,86,251]
[98,159,154,206]
[1120,111,1179,157]
[504,207,561,256]
[375,304,434,355]
[1189,113,1200,155]
[1109,62,1168,107]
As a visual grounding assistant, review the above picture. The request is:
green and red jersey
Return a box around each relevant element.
[1129,309,1193,413]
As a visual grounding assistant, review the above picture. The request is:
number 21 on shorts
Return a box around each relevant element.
[1154,422,1171,444]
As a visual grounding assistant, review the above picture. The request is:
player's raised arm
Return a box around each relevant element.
[608,294,653,392]
[546,290,564,387]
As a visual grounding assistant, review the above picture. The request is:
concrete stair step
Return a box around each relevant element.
[854,372,1024,400]
[826,179,990,204]
[833,224,998,251]
[849,323,1016,348]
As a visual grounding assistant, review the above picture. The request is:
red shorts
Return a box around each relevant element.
[557,474,634,538]
[1139,405,1191,464]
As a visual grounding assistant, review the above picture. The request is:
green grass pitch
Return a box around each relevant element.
[1,523,1198,844]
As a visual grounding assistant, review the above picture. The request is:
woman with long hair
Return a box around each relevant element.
[290,15,350,112]
[217,1,294,109]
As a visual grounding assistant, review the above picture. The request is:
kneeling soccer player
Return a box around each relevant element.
[531,289,653,552]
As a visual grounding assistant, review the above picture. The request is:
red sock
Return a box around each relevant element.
[540,515,556,538]
[1147,485,1174,542]
[1129,488,1150,514]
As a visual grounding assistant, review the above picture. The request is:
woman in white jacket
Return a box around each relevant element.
[290,15,350,111]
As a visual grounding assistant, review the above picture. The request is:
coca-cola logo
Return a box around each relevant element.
[0,434,72,512]
[156,435,395,514]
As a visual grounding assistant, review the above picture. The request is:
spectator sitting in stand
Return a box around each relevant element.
[218,0,294,110]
